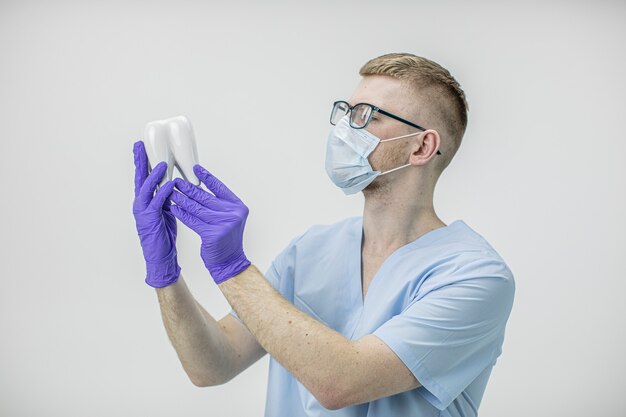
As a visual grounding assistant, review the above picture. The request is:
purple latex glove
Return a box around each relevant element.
[132,141,180,288]
[169,164,250,284]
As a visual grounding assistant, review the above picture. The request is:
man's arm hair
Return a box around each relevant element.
[195,301,267,382]
[155,273,266,386]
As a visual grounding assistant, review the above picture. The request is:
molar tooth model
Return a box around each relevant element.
[143,115,201,187]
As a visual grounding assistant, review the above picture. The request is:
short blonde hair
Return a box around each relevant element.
[359,53,468,171]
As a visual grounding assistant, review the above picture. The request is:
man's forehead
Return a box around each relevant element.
[348,75,413,110]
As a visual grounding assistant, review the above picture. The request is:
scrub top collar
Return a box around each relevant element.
[352,217,466,309]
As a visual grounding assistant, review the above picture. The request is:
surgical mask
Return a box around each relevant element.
[325,116,422,195]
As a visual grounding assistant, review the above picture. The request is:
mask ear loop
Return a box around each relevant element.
[379,162,412,176]
[377,131,424,175]
[379,131,424,143]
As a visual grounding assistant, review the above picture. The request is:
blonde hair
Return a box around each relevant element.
[359,53,468,171]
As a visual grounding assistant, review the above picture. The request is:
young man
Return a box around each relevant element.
[132,53,515,417]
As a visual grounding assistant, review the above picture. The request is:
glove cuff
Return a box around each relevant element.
[145,247,181,288]
[208,251,251,284]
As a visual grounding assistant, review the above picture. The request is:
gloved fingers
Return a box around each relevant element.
[162,195,172,212]
[133,141,149,198]
[170,203,206,232]
[193,164,241,202]
[170,189,218,223]
[173,177,223,211]
[148,180,176,212]
[136,161,168,210]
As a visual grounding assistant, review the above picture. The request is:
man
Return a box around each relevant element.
[132,53,515,417]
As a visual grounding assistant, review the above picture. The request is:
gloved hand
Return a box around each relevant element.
[132,141,180,288]
[169,164,251,284]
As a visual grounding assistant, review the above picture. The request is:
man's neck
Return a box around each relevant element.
[361,180,445,255]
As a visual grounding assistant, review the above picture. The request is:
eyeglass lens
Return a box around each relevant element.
[351,104,372,128]
[331,102,375,128]
[330,102,349,125]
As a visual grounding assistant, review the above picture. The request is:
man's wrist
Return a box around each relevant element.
[207,251,251,284]
[145,248,181,288]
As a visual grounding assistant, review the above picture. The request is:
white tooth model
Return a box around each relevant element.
[143,115,201,187]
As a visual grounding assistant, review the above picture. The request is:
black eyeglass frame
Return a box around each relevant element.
[331,100,442,155]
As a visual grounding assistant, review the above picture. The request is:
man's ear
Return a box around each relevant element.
[408,130,441,166]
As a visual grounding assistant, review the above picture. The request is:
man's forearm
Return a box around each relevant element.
[218,265,356,406]
[155,273,234,386]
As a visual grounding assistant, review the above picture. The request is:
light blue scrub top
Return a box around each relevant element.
[230,217,515,417]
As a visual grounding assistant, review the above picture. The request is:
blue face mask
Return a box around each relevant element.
[325,116,422,195]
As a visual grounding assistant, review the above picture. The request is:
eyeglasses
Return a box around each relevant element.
[330,100,441,155]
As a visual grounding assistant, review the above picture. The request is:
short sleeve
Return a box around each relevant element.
[372,259,515,410]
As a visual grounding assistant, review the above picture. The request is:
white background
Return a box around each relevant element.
[1,1,624,416]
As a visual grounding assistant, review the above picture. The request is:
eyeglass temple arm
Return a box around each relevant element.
[375,108,426,131]
[375,108,442,155]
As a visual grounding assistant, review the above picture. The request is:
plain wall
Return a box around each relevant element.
[1,1,624,416]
